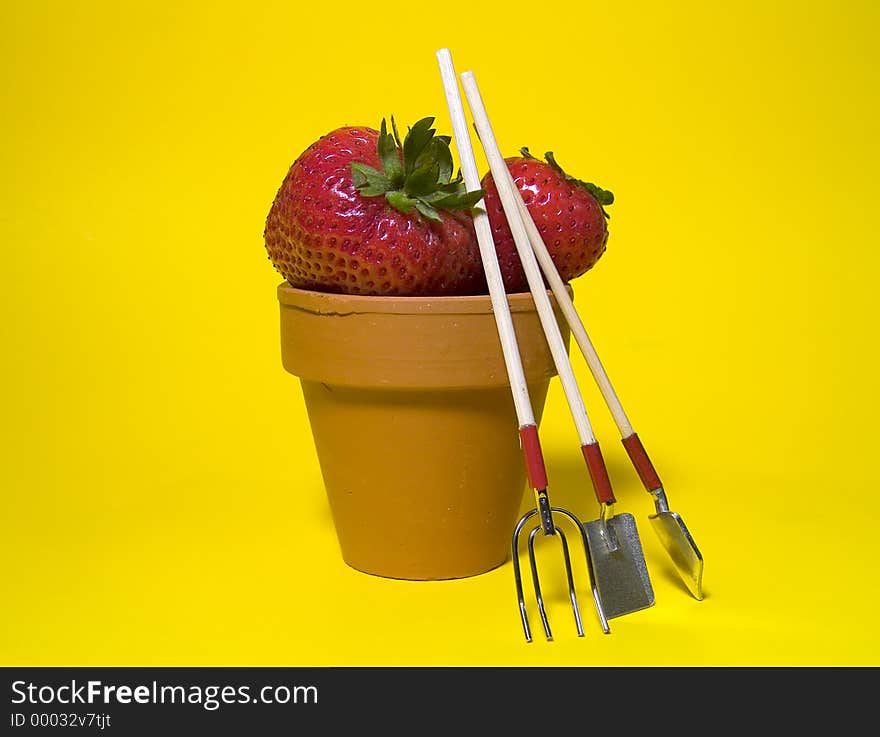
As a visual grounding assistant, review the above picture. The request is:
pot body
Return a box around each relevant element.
[278,284,571,580]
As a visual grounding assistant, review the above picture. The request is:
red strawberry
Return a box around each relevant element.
[264,117,486,296]
[480,148,614,293]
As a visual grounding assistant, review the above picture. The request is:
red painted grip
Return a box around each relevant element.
[582,442,616,505]
[519,425,548,491]
[621,433,662,492]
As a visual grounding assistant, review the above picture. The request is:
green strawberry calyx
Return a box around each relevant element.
[521,147,614,219]
[351,117,484,222]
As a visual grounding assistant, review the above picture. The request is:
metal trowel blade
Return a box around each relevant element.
[649,510,704,600]
[583,513,655,619]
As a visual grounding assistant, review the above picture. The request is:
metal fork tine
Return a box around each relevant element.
[556,527,585,638]
[527,527,553,641]
[556,507,611,634]
[511,511,536,642]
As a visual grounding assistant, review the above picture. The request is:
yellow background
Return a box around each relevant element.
[3,0,878,666]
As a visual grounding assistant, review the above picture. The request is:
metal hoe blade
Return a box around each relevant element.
[650,489,704,599]
[583,512,654,619]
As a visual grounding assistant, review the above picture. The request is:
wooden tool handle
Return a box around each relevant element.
[436,49,536,432]
[460,70,597,449]
[511,191,635,439]
[437,49,551,501]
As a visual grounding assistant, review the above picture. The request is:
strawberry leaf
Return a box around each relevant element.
[350,162,390,197]
[407,162,441,197]
[352,116,484,220]
[582,182,614,206]
[403,117,436,176]
[440,178,463,193]
[433,188,485,210]
[425,138,453,185]
[543,151,614,219]
[414,201,442,222]
[378,119,403,187]
[390,116,403,148]
[385,190,417,214]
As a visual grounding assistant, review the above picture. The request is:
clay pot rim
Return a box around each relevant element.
[277,282,570,316]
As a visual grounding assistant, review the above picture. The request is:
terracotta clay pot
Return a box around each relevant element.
[277,283,571,580]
